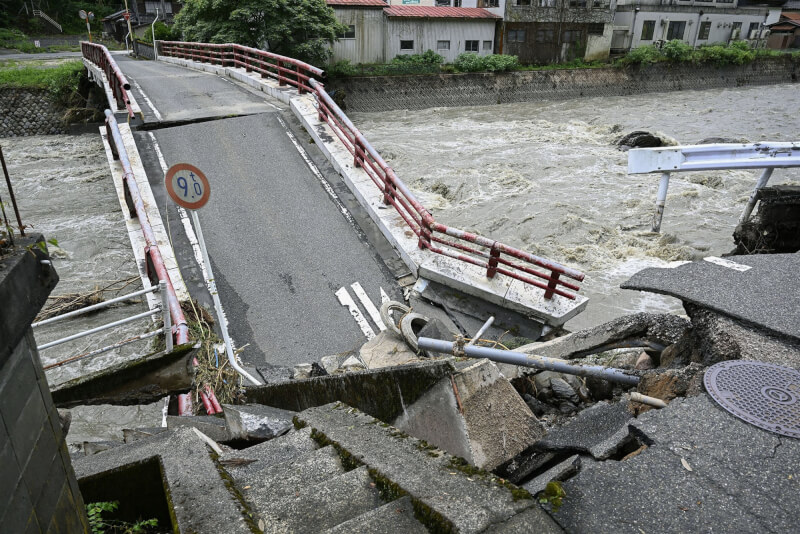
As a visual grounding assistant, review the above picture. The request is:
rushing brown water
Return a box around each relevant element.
[351,83,800,331]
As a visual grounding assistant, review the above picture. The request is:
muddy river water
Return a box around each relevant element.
[2,83,798,447]
[352,83,800,330]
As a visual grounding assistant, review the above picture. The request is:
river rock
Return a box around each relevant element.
[616,131,666,150]
[635,352,656,370]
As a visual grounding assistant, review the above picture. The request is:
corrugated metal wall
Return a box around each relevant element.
[330,8,386,64]
[386,18,497,62]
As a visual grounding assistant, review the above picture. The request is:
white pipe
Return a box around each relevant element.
[467,316,494,346]
[160,280,173,352]
[32,285,158,328]
[37,308,161,350]
[630,392,667,408]
[151,8,159,61]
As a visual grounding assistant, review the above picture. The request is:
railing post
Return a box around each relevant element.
[245,49,252,72]
[297,65,305,94]
[278,60,286,86]
[383,170,397,205]
[543,272,561,300]
[160,280,173,352]
[487,242,500,279]
[354,138,362,168]
[419,215,433,250]
[105,119,119,160]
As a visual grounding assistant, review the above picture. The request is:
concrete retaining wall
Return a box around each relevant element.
[0,88,66,137]
[330,57,800,112]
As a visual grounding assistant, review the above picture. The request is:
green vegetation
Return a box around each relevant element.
[174,0,347,66]
[0,60,84,105]
[619,39,785,67]
[328,51,521,78]
[455,52,520,72]
[86,501,160,534]
[538,481,567,512]
[0,1,117,35]
[142,22,175,45]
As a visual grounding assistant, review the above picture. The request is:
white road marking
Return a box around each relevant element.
[704,256,752,272]
[351,282,386,331]
[335,287,375,340]
[130,77,163,121]
[276,115,362,234]
[380,287,391,303]
[148,131,238,354]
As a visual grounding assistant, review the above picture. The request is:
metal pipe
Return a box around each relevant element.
[418,337,641,386]
[160,280,173,352]
[0,145,25,236]
[42,329,161,370]
[740,167,774,223]
[467,316,494,346]
[151,8,159,61]
[37,308,161,351]
[177,393,193,416]
[104,110,189,345]
[652,171,670,232]
[630,392,667,408]
[190,210,261,386]
[32,285,158,327]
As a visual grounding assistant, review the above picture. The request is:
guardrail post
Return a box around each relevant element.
[354,138,362,168]
[245,49,252,72]
[278,60,286,86]
[487,242,500,279]
[543,272,560,300]
[383,170,397,205]
[105,119,119,160]
[419,214,433,250]
[159,280,173,352]
[297,65,305,94]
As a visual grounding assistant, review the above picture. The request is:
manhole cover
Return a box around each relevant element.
[704,361,800,439]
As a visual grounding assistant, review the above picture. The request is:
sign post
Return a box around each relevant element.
[164,163,261,386]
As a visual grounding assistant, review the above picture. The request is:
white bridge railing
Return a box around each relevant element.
[628,142,800,231]
[32,9,62,33]
[33,280,173,370]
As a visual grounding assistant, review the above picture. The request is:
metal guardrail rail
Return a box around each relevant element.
[81,42,135,120]
[33,9,62,32]
[156,41,585,300]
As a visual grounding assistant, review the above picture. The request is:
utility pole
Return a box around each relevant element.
[123,0,134,42]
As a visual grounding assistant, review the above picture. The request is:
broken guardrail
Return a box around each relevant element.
[81,42,135,120]
[628,142,800,232]
[418,337,640,386]
[155,41,585,301]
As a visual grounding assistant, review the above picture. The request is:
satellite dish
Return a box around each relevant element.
[88,12,95,21]
[79,10,87,19]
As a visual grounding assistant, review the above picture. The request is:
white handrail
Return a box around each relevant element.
[32,9,62,32]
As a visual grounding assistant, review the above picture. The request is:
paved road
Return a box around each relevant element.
[116,55,401,370]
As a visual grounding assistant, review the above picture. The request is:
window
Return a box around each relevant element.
[341,25,355,39]
[508,29,526,42]
[748,22,760,38]
[400,40,414,50]
[569,0,587,6]
[483,40,493,51]
[436,0,450,5]
[563,29,582,43]
[731,21,742,39]
[516,0,532,5]
[587,23,605,35]
[698,21,711,40]
[666,21,686,41]
[483,0,500,6]
[641,20,655,40]
[536,29,554,42]
[465,40,479,52]
[145,1,173,14]
[437,40,450,50]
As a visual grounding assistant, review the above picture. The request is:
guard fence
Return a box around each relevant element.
[81,41,135,120]
[154,41,585,300]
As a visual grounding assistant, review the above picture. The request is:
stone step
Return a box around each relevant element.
[220,427,317,480]
[257,465,384,534]
[323,496,428,534]
[237,445,346,504]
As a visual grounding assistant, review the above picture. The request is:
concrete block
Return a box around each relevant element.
[325,495,428,534]
[522,455,581,495]
[394,359,545,470]
[293,363,312,379]
[222,404,295,441]
[341,355,367,372]
[166,415,229,443]
[359,331,420,369]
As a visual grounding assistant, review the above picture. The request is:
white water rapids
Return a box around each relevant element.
[351,83,800,330]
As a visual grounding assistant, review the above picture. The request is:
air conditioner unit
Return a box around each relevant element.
[760,29,770,38]
[731,28,741,39]
[748,29,759,39]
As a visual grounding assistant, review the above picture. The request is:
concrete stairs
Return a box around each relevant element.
[221,427,427,533]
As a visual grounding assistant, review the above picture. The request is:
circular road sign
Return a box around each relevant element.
[165,163,211,210]
[79,9,87,19]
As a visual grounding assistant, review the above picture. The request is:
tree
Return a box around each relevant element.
[173,0,347,67]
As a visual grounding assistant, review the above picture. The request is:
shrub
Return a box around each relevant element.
[482,54,519,72]
[454,52,485,72]
[391,49,444,66]
[327,59,359,77]
[620,45,663,65]
[662,39,693,62]
[143,21,174,44]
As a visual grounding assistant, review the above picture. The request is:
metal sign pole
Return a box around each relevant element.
[189,210,261,386]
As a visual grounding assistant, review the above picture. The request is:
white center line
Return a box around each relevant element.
[351,282,386,332]
[336,287,375,340]
[130,77,163,121]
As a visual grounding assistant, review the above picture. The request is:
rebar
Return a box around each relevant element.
[0,145,25,236]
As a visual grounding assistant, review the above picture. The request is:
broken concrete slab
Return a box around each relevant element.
[256,365,292,384]
[222,403,294,441]
[341,355,367,372]
[244,359,455,424]
[166,415,230,443]
[298,402,562,533]
[325,495,428,534]
[358,331,421,370]
[517,313,689,360]
[73,427,252,533]
[522,455,581,495]
[293,363,313,379]
[622,253,800,342]
[51,344,195,408]
[552,395,800,534]
[219,427,318,481]
[635,363,705,411]
[533,401,633,460]
[394,359,545,470]
[123,427,168,444]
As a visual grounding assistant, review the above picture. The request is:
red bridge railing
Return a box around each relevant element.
[158,41,324,94]
[159,42,585,300]
[81,42,135,119]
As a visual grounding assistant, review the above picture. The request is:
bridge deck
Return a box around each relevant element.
[116,56,400,369]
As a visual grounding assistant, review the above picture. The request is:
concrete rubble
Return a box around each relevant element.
[222,403,295,442]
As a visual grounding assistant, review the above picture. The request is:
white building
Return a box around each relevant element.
[610,0,783,53]
[328,1,501,63]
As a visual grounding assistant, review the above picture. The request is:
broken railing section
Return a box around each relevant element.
[81,41,135,120]
[0,145,25,241]
[309,77,585,300]
[157,41,324,94]
[155,41,585,301]
[628,142,800,232]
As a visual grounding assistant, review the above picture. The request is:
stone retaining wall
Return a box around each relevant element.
[0,89,66,137]
[331,57,800,112]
